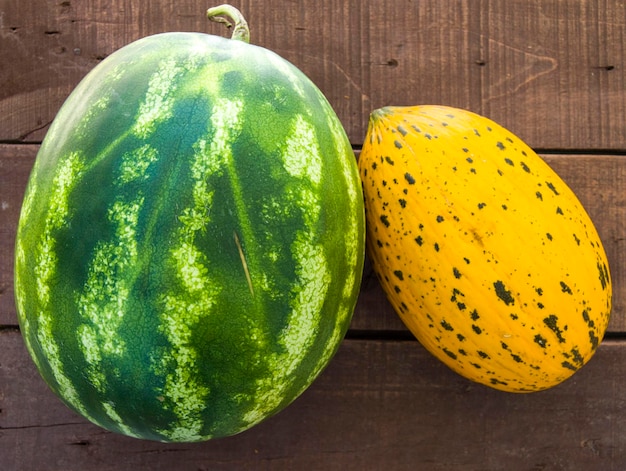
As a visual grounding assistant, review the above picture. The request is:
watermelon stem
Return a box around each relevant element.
[207,4,250,44]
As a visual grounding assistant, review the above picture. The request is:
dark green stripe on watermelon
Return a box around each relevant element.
[15,32,364,442]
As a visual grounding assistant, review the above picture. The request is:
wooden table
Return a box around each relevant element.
[1,1,625,469]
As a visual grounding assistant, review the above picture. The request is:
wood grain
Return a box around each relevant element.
[1,329,625,470]
[2,1,626,468]
[1,0,625,148]
[0,145,31,327]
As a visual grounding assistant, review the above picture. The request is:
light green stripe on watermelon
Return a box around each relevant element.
[14,179,38,345]
[31,152,89,418]
[155,97,244,442]
[35,153,82,306]
[206,97,262,298]
[240,114,331,426]
[76,325,106,388]
[323,97,362,300]
[77,199,143,388]
[303,97,364,382]
[266,52,307,99]
[119,145,159,184]
[283,114,322,182]
[242,236,331,427]
[74,143,159,427]
[133,59,186,139]
[102,402,139,439]
[283,236,330,360]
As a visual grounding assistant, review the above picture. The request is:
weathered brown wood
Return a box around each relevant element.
[2,1,626,467]
[477,0,626,149]
[2,145,624,331]
[0,145,31,327]
[1,329,625,470]
[1,0,625,148]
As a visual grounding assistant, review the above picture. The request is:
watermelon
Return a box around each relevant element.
[14,5,365,442]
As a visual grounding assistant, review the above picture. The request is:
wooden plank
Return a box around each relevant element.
[2,145,625,331]
[0,145,31,327]
[1,2,624,469]
[1,0,625,148]
[477,0,626,149]
[1,329,625,470]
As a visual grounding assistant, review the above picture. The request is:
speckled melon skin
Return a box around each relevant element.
[14,31,364,441]
[359,104,611,392]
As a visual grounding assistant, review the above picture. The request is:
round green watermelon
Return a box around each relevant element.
[14,5,365,442]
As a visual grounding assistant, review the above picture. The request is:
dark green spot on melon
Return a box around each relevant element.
[598,262,609,290]
[534,334,547,348]
[570,347,584,365]
[546,181,560,195]
[493,280,515,305]
[442,348,457,360]
[441,320,454,331]
[490,378,508,387]
[543,315,566,343]
[561,361,577,371]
